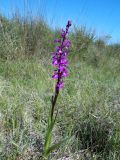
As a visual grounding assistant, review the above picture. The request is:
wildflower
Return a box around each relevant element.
[52,20,72,90]
[43,21,72,158]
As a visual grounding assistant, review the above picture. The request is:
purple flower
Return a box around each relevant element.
[52,70,58,79]
[61,69,69,77]
[54,39,61,43]
[52,20,72,89]
[57,80,64,89]
[61,29,66,38]
[63,39,71,47]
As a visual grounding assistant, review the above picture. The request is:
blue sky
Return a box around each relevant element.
[0,0,120,43]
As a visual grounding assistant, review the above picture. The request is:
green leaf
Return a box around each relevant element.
[45,138,69,156]
[44,119,55,155]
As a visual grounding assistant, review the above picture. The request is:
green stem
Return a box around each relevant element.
[51,86,59,121]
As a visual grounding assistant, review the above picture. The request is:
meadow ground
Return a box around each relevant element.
[0,57,120,159]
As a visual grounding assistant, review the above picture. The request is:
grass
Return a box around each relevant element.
[0,14,120,159]
[0,58,120,159]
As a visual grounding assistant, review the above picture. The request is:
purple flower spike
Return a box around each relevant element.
[52,20,72,90]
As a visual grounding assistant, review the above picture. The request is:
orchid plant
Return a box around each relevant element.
[43,20,72,159]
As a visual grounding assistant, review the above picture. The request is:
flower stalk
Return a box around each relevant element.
[43,20,72,159]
